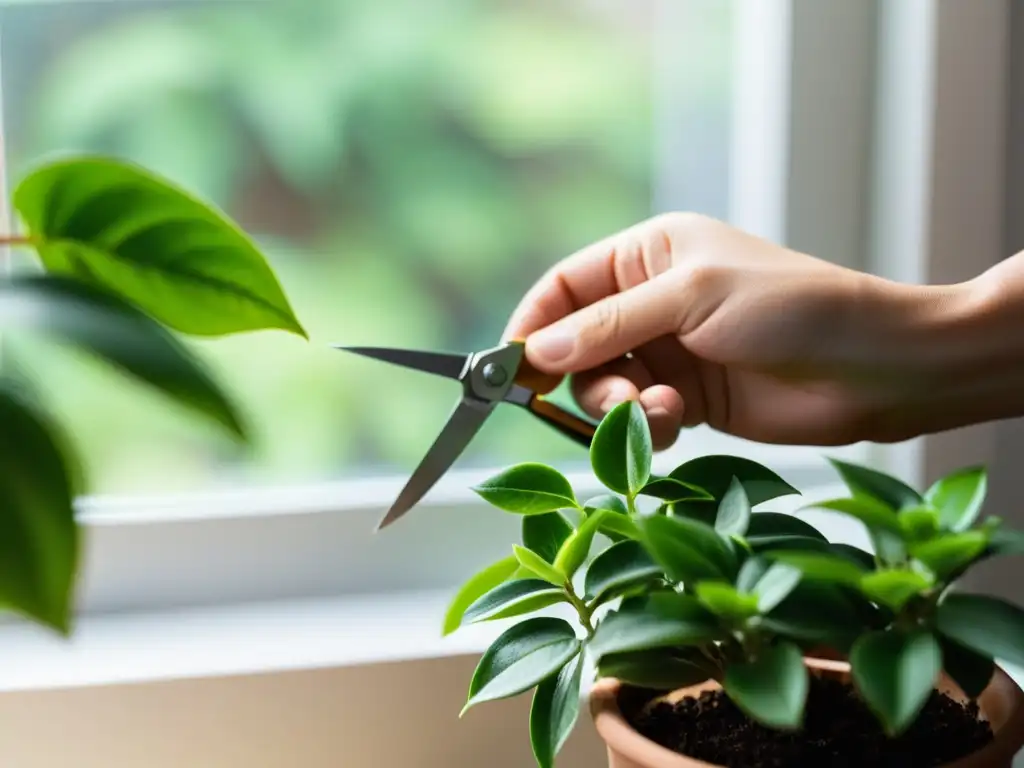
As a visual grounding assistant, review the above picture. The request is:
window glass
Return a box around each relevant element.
[0,0,733,495]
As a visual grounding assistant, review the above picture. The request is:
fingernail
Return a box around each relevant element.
[528,328,575,363]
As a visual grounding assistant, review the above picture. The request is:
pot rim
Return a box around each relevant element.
[589,658,1024,768]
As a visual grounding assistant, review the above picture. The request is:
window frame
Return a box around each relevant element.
[0,0,1008,627]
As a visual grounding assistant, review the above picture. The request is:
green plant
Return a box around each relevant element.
[0,154,305,635]
[443,401,1024,767]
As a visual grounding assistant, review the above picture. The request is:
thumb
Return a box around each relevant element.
[524,277,682,373]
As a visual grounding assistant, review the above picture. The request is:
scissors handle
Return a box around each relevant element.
[510,341,563,395]
[525,396,595,447]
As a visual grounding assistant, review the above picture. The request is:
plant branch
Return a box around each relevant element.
[565,583,595,637]
[0,235,34,248]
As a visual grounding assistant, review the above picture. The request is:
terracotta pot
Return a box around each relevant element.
[590,658,1024,768]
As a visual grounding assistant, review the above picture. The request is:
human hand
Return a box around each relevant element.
[504,213,972,450]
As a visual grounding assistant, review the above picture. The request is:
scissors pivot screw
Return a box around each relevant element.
[481,363,508,387]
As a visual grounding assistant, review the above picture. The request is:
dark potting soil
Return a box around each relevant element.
[621,676,993,768]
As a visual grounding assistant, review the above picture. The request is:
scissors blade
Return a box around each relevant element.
[332,346,468,381]
[376,396,495,530]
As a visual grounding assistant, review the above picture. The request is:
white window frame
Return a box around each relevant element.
[0,0,1013,700]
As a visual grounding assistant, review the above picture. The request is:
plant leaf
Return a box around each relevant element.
[746,512,826,541]
[668,455,799,510]
[530,654,583,768]
[635,514,736,583]
[463,617,580,714]
[587,593,721,660]
[752,562,803,613]
[695,582,760,620]
[523,513,574,563]
[637,476,712,503]
[748,535,833,555]
[597,648,713,690]
[0,384,79,634]
[513,546,567,587]
[765,551,868,587]
[14,156,305,337]
[0,275,246,440]
[552,511,606,578]
[939,635,994,699]
[910,532,988,579]
[897,506,941,542]
[590,401,652,496]
[583,494,629,516]
[723,641,807,729]
[829,543,877,570]
[584,540,662,603]
[762,581,875,646]
[736,556,771,593]
[443,556,519,635]
[859,569,932,610]
[464,579,566,623]
[871,529,909,566]
[597,513,640,542]
[926,466,987,532]
[827,459,923,510]
[803,497,901,534]
[715,476,751,536]
[850,630,941,736]
[935,593,1024,669]
[472,463,577,515]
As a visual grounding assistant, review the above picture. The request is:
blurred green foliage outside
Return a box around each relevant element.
[0,0,731,495]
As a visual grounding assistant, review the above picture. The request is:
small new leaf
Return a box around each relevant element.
[443,556,519,635]
[851,630,941,736]
[926,466,987,532]
[859,570,933,611]
[910,532,988,580]
[463,617,580,714]
[513,546,566,587]
[473,464,578,515]
[723,641,808,729]
[464,579,566,624]
[590,401,652,496]
[530,655,583,768]
[715,476,751,537]
[695,582,760,621]
[553,511,606,578]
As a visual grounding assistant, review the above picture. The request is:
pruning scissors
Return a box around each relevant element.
[333,340,597,530]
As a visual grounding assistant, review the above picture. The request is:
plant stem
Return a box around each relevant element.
[0,235,32,247]
[626,494,637,516]
[565,584,595,637]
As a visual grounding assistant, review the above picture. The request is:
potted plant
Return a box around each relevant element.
[0,154,305,636]
[443,400,1024,767]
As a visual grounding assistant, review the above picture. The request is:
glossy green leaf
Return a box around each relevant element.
[746,512,826,542]
[513,545,566,587]
[850,630,941,736]
[463,617,580,714]
[668,455,799,507]
[936,593,1024,669]
[0,275,245,440]
[939,635,994,699]
[443,556,519,635]
[635,514,735,583]
[597,512,640,542]
[472,463,577,515]
[523,513,574,563]
[898,505,941,542]
[827,459,923,510]
[587,593,721,660]
[752,562,803,613]
[735,556,771,593]
[871,528,909,566]
[664,500,717,527]
[859,570,932,611]
[910,532,988,579]
[464,579,565,623]
[829,543,877,570]
[584,540,661,603]
[981,526,1024,560]
[723,641,807,729]
[766,550,868,587]
[530,654,583,768]
[715,477,751,537]
[14,156,305,337]
[583,494,629,516]
[926,466,987,532]
[748,535,832,555]
[0,385,79,634]
[597,648,714,690]
[803,497,901,534]
[695,582,759,620]
[553,511,605,577]
[590,400,652,495]
[637,476,712,503]
[762,581,875,646]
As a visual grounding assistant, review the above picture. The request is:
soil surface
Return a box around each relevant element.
[621,676,993,767]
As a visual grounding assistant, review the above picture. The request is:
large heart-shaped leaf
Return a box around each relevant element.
[14,156,306,338]
[463,617,581,714]
[850,629,941,735]
[443,556,519,635]
[472,463,577,515]
[668,456,799,506]
[530,654,583,768]
[0,276,246,439]
[590,400,652,496]
[0,385,79,634]
[723,641,807,729]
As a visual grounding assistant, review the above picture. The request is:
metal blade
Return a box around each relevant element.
[332,346,468,381]
[376,396,495,530]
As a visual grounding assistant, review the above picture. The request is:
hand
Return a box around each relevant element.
[504,213,974,450]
